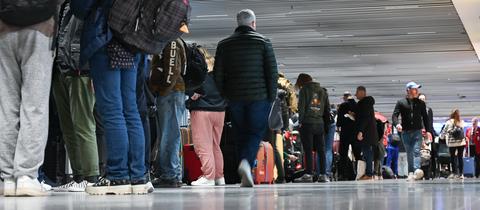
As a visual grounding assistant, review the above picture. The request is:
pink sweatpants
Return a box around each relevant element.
[190,111,225,180]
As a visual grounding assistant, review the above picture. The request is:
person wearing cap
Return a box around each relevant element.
[336,91,362,180]
[392,81,432,182]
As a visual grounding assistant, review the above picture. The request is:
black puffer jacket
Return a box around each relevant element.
[214,26,278,102]
[355,96,378,146]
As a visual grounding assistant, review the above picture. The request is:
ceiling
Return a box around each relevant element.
[184,0,480,120]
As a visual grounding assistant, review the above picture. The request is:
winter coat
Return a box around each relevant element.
[213,25,278,102]
[355,96,378,146]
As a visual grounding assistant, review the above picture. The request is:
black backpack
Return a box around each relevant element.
[55,1,85,73]
[450,126,465,140]
[182,42,208,91]
[108,0,191,54]
[0,0,57,27]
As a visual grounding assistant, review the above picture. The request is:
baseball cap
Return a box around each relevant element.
[406,81,422,89]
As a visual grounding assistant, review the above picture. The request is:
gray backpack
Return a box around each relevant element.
[108,0,191,54]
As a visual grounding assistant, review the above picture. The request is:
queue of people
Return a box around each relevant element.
[0,0,478,199]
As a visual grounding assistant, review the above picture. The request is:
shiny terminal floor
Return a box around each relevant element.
[1,179,479,210]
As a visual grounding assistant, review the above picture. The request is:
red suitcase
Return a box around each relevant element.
[183,144,203,184]
[253,141,275,184]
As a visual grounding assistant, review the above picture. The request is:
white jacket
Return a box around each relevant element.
[440,119,466,147]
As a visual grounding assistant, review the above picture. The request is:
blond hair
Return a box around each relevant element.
[197,47,215,72]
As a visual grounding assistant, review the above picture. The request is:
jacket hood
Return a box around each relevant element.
[361,96,375,105]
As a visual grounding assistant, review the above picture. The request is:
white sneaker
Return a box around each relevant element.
[414,169,424,181]
[448,174,456,180]
[53,180,89,192]
[191,177,215,186]
[16,176,48,196]
[238,160,254,188]
[41,181,52,191]
[146,182,154,193]
[215,177,226,186]
[406,172,415,182]
[1,178,16,196]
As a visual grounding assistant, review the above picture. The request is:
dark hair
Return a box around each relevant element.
[295,73,313,88]
[357,86,366,92]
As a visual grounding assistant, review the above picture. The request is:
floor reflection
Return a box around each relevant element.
[1,180,480,210]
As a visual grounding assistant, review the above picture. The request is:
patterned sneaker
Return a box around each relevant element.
[86,178,131,195]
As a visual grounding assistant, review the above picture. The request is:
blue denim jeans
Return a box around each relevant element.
[89,47,145,181]
[386,145,399,175]
[319,123,336,176]
[155,91,185,182]
[136,55,151,176]
[229,100,271,166]
[362,144,374,177]
[402,130,422,173]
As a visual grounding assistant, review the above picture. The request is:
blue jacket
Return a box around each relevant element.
[70,0,112,68]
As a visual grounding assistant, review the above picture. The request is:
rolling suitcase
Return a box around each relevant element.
[253,141,275,184]
[463,144,475,177]
[183,144,203,184]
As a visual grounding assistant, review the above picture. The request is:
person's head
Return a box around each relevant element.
[343,91,352,102]
[355,86,367,100]
[237,9,256,30]
[449,109,461,125]
[197,47,215,72]
[295,73,313,89]
[418,93,426,102]
[406,81,421,98]
[472,117,478,128]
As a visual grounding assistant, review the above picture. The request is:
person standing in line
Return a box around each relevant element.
[354,86,378,181]
[466,117,480,177]
[51,1,100,193]
[440,109,466,180]
[294,73,331,183]
[213,9,278,187]
[71,0,148,195]
[187,48,227,187]
[392,82,432,182]
[336,92,361,180]
[0,0,59,197]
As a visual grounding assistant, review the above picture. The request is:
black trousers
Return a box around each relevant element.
[449,146,465,175]
[300,123,326,175]
[338,131,362,179]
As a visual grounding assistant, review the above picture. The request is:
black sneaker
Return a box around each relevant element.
[131,180,149,195]
[151,178,182,188]
[294,174,313,183]
[86,177,131,195]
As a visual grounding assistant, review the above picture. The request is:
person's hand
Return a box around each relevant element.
[288,155,298,161]
[396,125,403,133]
[191,93,202,101]
[357,132,364,141]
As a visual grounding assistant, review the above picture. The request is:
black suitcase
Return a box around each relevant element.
[221,120,241,184]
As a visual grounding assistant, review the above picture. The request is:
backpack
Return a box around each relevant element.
[182,42,208,91]
[108,0,191,54]
[56,1,85,74]
[450,126,465,141]
[0,0,57,27]
[149,40,185,96]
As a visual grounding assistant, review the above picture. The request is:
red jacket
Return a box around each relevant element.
[466,127,480,155]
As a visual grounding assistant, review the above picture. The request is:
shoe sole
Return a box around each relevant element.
[86,185,131,195]
[15,188,48,197]
[131,185,149,195]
